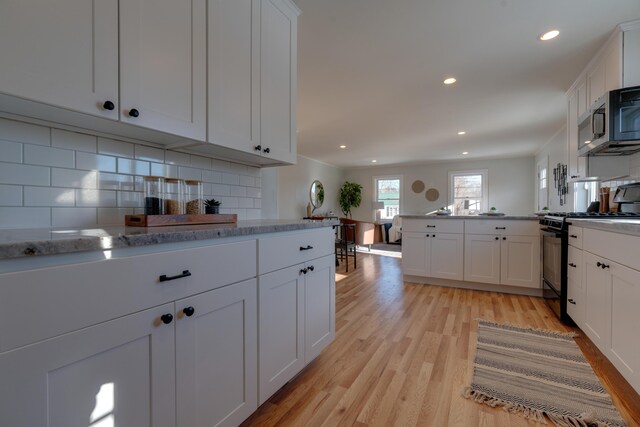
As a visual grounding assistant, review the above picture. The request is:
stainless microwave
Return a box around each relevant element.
[578,85,640,156]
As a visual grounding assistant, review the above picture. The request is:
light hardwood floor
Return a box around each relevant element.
[241,252,640,426]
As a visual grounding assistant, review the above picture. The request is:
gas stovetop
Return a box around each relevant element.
[540,211,640,231]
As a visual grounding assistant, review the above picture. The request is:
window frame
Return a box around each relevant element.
[448,169,488,215]
[373,175,403,220]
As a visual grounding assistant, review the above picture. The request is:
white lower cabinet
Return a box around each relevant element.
[0,304,176,427]
[583,251,612,350]
[401,232,464,280]
[258,254,335,404]
[566,245,584,328]
[464,234,540,288]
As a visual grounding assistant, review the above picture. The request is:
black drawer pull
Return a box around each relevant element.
[568,299,576,305]
[263,147,271,154]
[300,245,313,251]
[426,225,436,228]
[300,268,308,275]
[495,227,506,230]
[569,263,577,268]
[159,270,192,282]
[570,234,578,239]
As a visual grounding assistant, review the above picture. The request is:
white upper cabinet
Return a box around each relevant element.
[120,0,207,140]
[207,0,260,153]
[623,27,640,87]
[0,0,119,119]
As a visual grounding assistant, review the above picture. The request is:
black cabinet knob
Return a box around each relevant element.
[160,313,173,324]
[254,145,262,151]
[502,237,506,240]
[308,265,314,272]
[263,147,270,154]
[128,108,140,118]
[183,306,195,317]
[103,100,115,111]
[494,237,499,240]
[300,268,308,275]
[432,234,436,237]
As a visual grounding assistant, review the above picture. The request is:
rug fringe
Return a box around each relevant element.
[463,388,617,427]
[474,318,578,338]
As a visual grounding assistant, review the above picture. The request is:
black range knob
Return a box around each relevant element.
[160,314,173,324]
[103,100,115,111]
[183,306,195,317]
[128,108,140,118]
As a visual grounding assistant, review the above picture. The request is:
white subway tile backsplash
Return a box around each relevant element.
[0,118,50,146]
[98,208,134,225]
[98,173,135,191]
[98,137,134,158]
[190,155,211,170]
[165,151,190,166]
[0,140,23,163]
[0,185,22,206]
[178,166,202,181]
[51,129,97,152]
[117,158,150,176]
[24,144,74,168]
[76,189,117,207]
[117,191,143,208]
[0,119,262,227]
[135,145,165,162]
[0,207,51,228]
[52,208,97,228]
[24,187,75,206]
[222,173,240,185]
[52,169,97,189]
[0,163,50,186]
[255,177,261,187]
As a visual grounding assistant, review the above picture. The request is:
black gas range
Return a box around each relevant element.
[539,208,640,323]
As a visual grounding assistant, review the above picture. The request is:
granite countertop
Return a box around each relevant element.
[567,218,640,237]
[401,214,539,220]
[0,219,339,260]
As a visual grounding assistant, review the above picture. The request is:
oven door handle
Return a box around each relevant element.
[540,227,562,237]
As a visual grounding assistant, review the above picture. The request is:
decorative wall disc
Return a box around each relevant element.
[411,180,425,193]
[425,188,439,201]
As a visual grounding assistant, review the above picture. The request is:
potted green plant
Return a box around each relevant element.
[338,181,363,218]
[204,198,221,214]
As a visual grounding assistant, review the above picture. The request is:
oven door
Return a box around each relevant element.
[542,278,561,318]
[541,228,562,293]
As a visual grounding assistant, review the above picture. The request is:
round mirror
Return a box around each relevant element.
[310,180,325,209]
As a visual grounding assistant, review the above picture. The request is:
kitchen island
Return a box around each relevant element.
[0,219,337,427]
[400,215,541,294]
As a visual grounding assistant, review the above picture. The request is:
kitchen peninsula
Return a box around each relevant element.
[0,220,337,427]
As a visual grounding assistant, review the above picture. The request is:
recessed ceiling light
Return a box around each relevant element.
[457,131,466,135]
[339,145,346,149]
[443,77,457,85]
[371,160,377,163]
[539,30,559,41]
[462,151,469,155]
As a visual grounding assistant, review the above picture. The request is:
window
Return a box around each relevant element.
[448,170,488,215]
[374,176,401,220]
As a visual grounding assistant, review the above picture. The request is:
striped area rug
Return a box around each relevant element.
[464,320,627,427]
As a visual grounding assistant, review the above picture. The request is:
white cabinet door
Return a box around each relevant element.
[402,232,427,276]
[583,251,612,350]
[567,246,584,328]
[0,304,175,427]
[304,255,336,364]
[609,261,640,393]
[258,263,305,404]
[576,79,588,118]
[0,0,119,119]
[207,0,261,154]
[176,279,257,427]
[260,0,298,163]
[464,234,500,284]
[624,29,640,87]
[588,61,606,106]
[500,235,540,288]
[567,88,586,180]
[120,0,206,140]
[430,233,464,281]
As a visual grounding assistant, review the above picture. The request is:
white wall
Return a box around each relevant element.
[269,155,345,219]
[535,126,568,212]
[342,156,535,221]
[0,118,262,228]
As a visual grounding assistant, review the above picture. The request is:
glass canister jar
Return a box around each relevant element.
[143,176,165,215]
[185,180,203,215]
[164,178,184,215]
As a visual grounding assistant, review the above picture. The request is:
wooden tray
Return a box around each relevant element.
[125,214,237,227]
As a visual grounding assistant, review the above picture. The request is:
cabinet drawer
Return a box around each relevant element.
[567,246,582,280]
[0,239,256,353]
[258,228,334,275]
[568,226,583,249]
[584,228,640,271]
[402,218,463,233]
[465,220,539,236]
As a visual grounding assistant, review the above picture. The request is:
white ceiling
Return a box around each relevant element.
[293,0,640,168]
